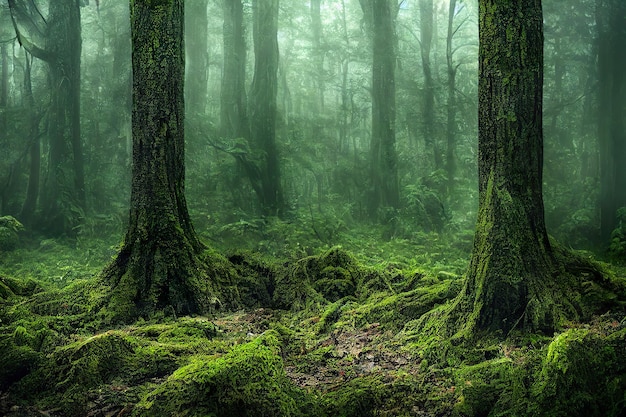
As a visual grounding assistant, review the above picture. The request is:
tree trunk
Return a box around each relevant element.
[220,0,248,140]
[310,0,325,114]
[1,44,7,107]
[103,0,218,322]
[597,0,626,242]
[20,53,40,227]
[185,0,209,114]
[38,0,84,235]
[249,0,284,217]
[419,0,440,171]
[445,0,458,192]
[460,0,555,334]
[360,0,399,218]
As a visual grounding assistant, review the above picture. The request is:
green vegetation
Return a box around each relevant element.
[0,228,624,416]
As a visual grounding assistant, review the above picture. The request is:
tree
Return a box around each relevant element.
[418,0,604,338]
[220,0,248,140]
[445,0,460,192]
[419,0,440,171]
[248,0,285,217]
[185,0,209,114]
[463,0,556,334]
[597,0,626,243]
[102,0,218,322]
[8,0,85,235]
[359,0,399,218]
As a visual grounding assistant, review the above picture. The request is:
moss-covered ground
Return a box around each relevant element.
[1,221,625,416]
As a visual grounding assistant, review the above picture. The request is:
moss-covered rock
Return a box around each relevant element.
[136,331,316,416]
[0,216,24,251]
[529,326,626,417]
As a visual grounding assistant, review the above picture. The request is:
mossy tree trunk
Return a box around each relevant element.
[249,0,285,217]
[102,0,217,322]
[458,0,563,334]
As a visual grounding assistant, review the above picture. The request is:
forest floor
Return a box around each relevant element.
[1,219,625,416]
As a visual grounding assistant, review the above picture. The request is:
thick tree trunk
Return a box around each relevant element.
[103,0,217,322]
[249,0,284,217]
[597,0,626,242]
[460,0,555,334]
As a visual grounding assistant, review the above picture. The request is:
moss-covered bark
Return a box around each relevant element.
[101,0,219,322]
[419,0,613,337]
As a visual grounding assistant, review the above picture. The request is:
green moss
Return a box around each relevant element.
[529,327,626,417]
[453,358,514,417]
[321,375,388,417]
[136,331,314,416]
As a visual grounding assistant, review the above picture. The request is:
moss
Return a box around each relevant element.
[0,337,42,391]
[136,331,315,416]
[529,327,626,417]
[453,358,514,417]
[321,375,388,417]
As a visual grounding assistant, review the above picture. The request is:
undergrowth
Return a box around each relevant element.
[0,220,625,416]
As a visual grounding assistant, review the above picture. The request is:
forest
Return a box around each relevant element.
[0,0,625,415]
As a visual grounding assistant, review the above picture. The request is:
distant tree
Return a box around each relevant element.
[445,0,460,192]
[419,0,440,171]
[185,0,209,114]
[359,0,399,217]
[8,0,85,235]
[310,0,325,114]
[248,0,284,217]
[220,0,248,140]
[102,0,218,322]
[596,0,626,242]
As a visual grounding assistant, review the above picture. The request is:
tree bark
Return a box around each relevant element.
[459,0,555,334]
[103,0,218,322]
